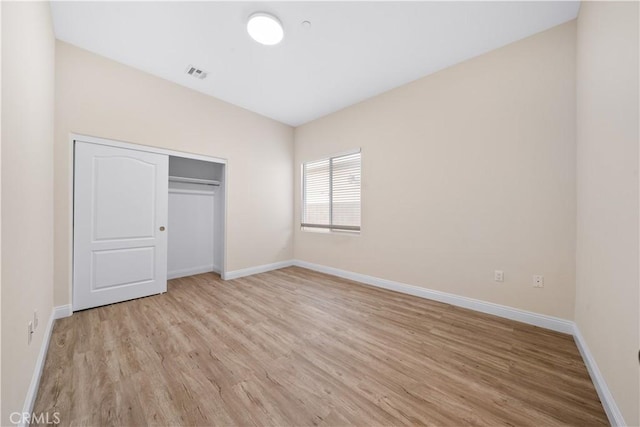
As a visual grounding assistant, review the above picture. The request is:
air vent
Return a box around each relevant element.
[185,65,208,80]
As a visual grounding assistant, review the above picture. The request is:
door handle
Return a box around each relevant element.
[159,226,166,231]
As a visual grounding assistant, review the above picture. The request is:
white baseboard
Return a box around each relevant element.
[19,305,69,427]
[20,315,53,426]
[293,260,574,334]
[573,325,625,426]
[53,304,72,319]
[222,260,294,280]
[168,264,217,280]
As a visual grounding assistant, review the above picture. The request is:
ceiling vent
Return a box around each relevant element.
[185,65,208,80]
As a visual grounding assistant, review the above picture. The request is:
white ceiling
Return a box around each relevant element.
[51,1,580,126]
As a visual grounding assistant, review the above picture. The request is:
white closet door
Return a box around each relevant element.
[73,141,168,311]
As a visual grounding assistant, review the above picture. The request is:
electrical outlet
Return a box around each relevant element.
[494,270,504,282]
[34,310,39,330]
[533,275,544,288]
[28,321,34,345]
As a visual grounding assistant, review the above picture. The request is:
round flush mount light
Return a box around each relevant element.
[247,13,284,46]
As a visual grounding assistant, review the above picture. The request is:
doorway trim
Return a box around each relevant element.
[68,133,228,312]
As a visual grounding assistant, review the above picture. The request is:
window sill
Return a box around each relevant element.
[300,227,360,236]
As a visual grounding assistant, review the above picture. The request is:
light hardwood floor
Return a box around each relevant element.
[34,267,607,426]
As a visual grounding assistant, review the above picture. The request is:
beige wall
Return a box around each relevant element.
[294,22,577,319]
[1,1,55,423]
[54,41,294,306]
[575,2,639,425]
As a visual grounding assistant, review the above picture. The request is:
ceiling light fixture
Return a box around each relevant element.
[247,13,284,46]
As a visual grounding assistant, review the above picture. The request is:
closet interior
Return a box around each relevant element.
[168,156,225,279]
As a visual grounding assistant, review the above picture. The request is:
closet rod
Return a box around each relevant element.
[168,176,220,186]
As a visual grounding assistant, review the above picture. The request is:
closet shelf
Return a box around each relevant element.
[169,176,220,186]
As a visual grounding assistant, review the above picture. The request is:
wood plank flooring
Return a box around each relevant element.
[33,267,607,426]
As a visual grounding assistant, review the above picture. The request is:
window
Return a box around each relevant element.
[302,150,361,232]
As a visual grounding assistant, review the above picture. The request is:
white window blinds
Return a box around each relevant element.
[302,151,361,232]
